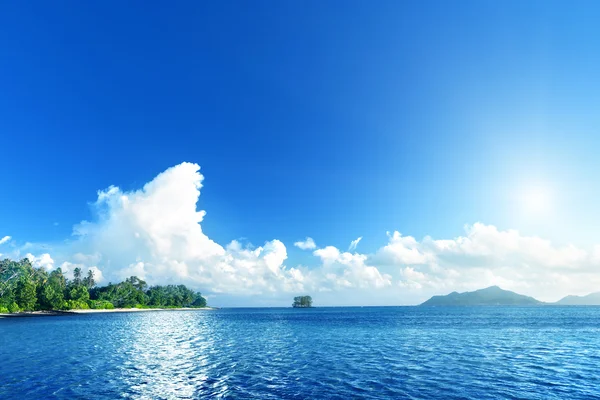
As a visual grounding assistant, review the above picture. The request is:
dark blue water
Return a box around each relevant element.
[1,307,600,399]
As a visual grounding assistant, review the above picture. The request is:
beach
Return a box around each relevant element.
[69,307,216,314]
[0,307,215,318]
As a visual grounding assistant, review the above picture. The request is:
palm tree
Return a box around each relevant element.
[83,269,96,289]
[73,267,82,286]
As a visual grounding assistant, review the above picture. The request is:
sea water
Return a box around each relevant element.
[1,307,599,399]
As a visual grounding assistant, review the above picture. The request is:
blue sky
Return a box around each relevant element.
[2,1,600,305]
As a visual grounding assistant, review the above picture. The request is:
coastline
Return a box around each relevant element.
[0,307,216,318]
[69,307,216,314]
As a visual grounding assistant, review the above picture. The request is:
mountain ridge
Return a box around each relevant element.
[421,286,600,306]
[420,286,542,306]
[555,292,600,306]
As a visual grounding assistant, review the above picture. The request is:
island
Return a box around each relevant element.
[0,258,209,315]
[555,292,600,306]
[292,295,313,308]
[420,286,542,306]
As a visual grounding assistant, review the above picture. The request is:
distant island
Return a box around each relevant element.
[292,296,313,308]
[420,286,542,306]
[421,286,600,306]
[0,258,208,314]
[555,292,600,306]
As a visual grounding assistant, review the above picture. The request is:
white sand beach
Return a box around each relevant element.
[68,307,216,314]
[0,307,216,318]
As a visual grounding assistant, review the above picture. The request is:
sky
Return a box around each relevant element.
[2,1,600,306]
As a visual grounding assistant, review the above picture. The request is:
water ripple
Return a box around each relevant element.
[2,307,600,399]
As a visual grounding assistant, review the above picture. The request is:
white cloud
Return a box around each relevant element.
[23,162,393,300]
[429,223,589,269]
[0,236,11,245]
[17,163,600,305]
[51,163,306,296]
[370,223,600,302]
[400,266,426,281]
[313,246,340,265]
[376,232,433,265]
[26,253,55,270]
[294,237,316,250]
[315,246,392,289]
[348,237,362,252]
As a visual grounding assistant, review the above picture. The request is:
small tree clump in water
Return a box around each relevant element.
[292,296,312,308]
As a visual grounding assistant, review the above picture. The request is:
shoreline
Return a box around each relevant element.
[0,307,216,318]
[69,307,217,314]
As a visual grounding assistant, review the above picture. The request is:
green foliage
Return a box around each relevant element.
[0,259,19,298]
[66,299,90,309]
[15,275,37,311]
[293,296,313,308]
[51,268,67,290]
[88,300,114,310]
[69,285,90,303]
[92,281,207,309]
[95,278,148,308]
[1,258,34,306]
[192,294,207,308]
[83,269,96,289]
[0,258,208,312]
[33,267,49,309]
[39,268,67,310]
[0,306,9,313]
[126,276,148,292]
[73,267,82,286]
[146,285,205,308]
[41,284,66,310]
[8,302,20,313]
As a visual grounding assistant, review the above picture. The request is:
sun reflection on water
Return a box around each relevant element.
[119,311,218,399]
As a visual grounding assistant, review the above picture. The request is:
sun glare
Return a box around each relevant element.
[521,186,552,215]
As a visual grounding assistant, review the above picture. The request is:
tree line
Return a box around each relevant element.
[0,258,207,313]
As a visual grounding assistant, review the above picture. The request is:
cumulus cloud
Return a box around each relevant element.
[38,162,392,299]
[428,223,589,269]
[18,163,600,305]
[313,246,340,266]
[47,163,308,296]
[0,236,11,245]
[26,253,55,270]
[399,266,426,281]
[294,237,316,250]
[348,237,362,252]
[376,232,433,265]
[372,223,600,302]
[314,246,392,289]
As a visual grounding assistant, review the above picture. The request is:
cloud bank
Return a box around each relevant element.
[12,162,600,305]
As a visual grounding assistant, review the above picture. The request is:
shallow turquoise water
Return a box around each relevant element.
[1,307,600,399]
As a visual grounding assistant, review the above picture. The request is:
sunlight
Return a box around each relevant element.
[521,185,553,215]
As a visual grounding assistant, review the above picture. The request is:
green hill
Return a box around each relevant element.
[420,286,543,306]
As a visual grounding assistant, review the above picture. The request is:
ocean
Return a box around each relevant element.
[1,307,599,399]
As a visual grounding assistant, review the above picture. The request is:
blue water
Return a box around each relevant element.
[1,307,600,399]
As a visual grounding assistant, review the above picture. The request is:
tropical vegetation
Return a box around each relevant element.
[0,258,207,313]
[292,295,313,308]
